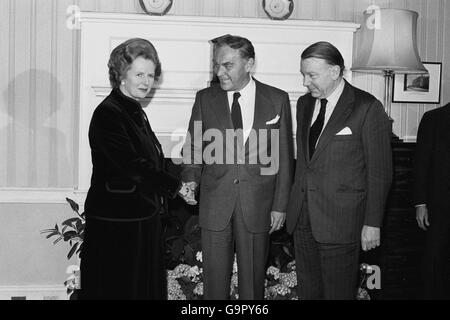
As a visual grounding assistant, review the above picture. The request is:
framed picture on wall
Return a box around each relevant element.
[392,62,442,104]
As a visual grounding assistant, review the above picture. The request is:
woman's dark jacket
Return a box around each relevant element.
[84,88,181,220]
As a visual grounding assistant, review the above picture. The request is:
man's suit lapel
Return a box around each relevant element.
[211,88,234,130]
[310,80,355,163]
[301,96,315,162]
[249,80,272,130]
[244,80,273,156]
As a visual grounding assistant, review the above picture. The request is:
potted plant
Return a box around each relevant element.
[41,198,84,299]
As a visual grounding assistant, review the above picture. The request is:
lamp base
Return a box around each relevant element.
[389,118,403,142]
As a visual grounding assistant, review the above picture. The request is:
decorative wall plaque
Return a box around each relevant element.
[139,0,173,16]
[262,0,294,20]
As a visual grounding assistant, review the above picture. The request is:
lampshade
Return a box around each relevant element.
[352,9,427,74]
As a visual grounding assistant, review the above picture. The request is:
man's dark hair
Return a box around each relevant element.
[301,41,345,76]
[212,34,255,60]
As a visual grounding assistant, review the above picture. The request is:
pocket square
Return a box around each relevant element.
[266,115,280,125]
[336,127,352,135]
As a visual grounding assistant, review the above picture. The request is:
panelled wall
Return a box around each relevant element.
[0,0,448,190]
[0,0,448,294]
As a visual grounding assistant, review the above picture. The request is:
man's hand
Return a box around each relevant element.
[178,181,198,206]
[416,205,430,231]
[269,211,286,234]
[361,225,380,251]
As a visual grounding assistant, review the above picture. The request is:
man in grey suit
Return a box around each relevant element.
[286,42,393,299]
[182,35,294,299]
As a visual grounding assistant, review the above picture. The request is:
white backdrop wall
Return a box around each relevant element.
[0,0,448,297]
[0,0,449,190]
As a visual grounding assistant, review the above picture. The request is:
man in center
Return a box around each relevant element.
[182,35,293,299]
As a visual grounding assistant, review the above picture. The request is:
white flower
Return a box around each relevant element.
[287,260,296,271]
[266,266,280,279]
[65,265,80,290]
[66,265,80,274]
[172,264,191,278]
[187,265,201,282]
[64,274,77,290]
[193,282,203,296]
[232,254,238,273]
[270,284,291,296]
[196,251,203,263]
[280,271,297,288]
[167,276,187,300]
[229,272,239,297]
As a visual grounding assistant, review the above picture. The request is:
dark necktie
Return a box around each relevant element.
[309,98,327,159]
[231,92,243,130]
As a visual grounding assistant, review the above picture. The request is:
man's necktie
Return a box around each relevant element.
[231,92,243,130]
[309,98,327,159]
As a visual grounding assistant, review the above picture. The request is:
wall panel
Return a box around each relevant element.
[1,0,447,188]
[0,0,448,292]
[0,0,11,187]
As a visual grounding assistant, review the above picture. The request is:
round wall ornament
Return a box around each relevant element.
[262,0,294,20]
[139,0,173,16]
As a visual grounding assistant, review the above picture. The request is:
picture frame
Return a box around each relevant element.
[392,62,442,104]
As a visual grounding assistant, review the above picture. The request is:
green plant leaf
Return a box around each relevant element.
[171,238,184,260]
[165,235,180,242]
[62,218,81,227]
[66,198,79,214]
[75,220,84,231]
[282,246,293,258]
[67,243,79,260]
[183,244,194,265]
[40,228,57,234]
[63,231,78,241]
[53,237,63,245]
[45,231,60,239]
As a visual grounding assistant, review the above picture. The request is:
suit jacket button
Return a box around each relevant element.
[234,179,240,185]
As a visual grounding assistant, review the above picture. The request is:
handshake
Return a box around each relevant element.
[178,181,198,206]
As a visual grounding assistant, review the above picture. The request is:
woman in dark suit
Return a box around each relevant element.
[80,38,194,300]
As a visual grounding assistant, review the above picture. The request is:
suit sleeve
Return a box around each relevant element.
[181,91,204,184]
[295,97,307,162]
[271,92,294,212]
[361,99,393,227]
[413,112,434,206]
[89,107,181,198]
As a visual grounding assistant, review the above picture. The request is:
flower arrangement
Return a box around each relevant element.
[43,199,371,300]
[166,215,298,300]
[41,198,85,260]
[265,262,298,300]
[167,251,298,300]
[167,251,241,300]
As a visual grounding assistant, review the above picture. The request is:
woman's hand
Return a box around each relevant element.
[178,182,198,205]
